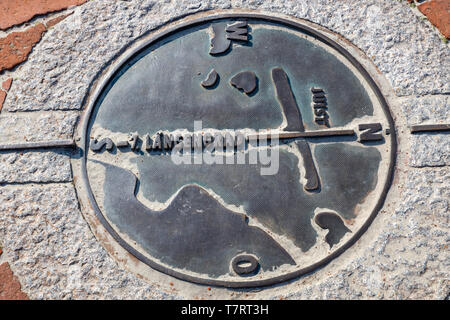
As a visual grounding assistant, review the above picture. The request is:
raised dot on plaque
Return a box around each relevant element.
[201,69,219,88]
[230,71,257,95]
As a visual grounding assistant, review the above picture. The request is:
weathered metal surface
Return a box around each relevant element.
[81,14,396,287]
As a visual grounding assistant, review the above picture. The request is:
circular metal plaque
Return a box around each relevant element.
[81,13,396,287]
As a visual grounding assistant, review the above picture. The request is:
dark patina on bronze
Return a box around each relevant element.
[80,13,397,288]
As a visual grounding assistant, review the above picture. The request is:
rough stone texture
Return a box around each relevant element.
[400,95,449,167]
[269,168,449,299]
[4,0,449,113]
[409,134,449,167]
[418,0,450,38]
[0,0,87,30]
[0,23,47,73]
[0,184,178,299]
[0,112,78,144]
[0,262,29,300]
[0,151,72,183]
[401,95,449,126]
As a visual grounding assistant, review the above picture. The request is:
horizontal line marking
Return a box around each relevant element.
[0,139,75,151]
[247,129,355,140]
[410,124,450,133]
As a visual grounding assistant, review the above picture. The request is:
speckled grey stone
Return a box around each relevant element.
[401,95,449,125]
[409,134,449,167]
[3,0,449,112]
[400,95,449,167]
[0,151,72,183]
[0,184,179,299]
[0,112,78,144]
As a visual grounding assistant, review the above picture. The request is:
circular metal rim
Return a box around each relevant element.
[79,11,397,288]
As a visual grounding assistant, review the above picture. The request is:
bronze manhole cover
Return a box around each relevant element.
[79,13,396,287]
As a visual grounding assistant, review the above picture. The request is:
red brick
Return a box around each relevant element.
[0,23,46,73]
[0,262,29,300]
[0,91,6,113]
[418,0,450,38]
[45,12,73,28]
[2,78,13,91]
[0,0,87,30]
